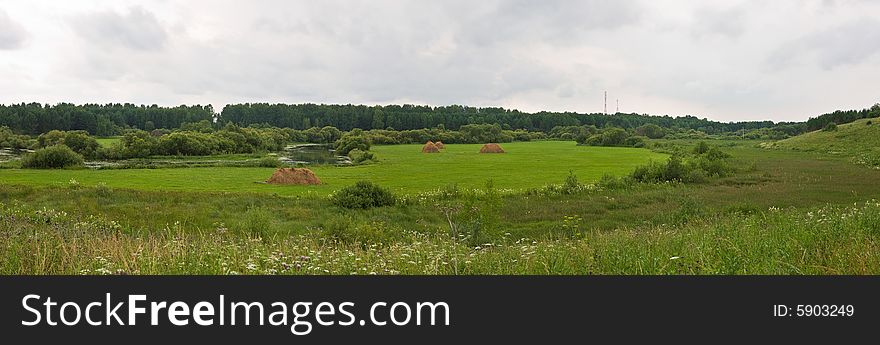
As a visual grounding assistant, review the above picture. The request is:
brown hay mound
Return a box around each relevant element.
[434,141,446,149]
[422,141,440,153]
[479,143,505,153]
[266,168,321,185]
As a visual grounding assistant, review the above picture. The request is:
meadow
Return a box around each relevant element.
[0,141,666,196]
[2,138,880,274]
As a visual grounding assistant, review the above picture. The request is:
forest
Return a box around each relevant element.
[2,102,806,136]
[0,103,215,136]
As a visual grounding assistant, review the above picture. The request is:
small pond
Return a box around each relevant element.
[280,144,351,165]
[0,148,30,163]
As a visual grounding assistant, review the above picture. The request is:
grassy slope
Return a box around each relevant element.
[0,141,666,196]
[769,117,880,165]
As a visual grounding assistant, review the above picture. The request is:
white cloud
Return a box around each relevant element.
[0,9,28,49]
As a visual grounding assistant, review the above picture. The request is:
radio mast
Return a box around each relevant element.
[604,91,607,115]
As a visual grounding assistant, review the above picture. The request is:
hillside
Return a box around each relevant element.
[766,117,880,167]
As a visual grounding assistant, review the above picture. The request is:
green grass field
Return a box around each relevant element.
[95,137,120,148]
[0,141,666,196]
[3,139,880,274]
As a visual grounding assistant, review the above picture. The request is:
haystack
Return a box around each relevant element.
[266,168,321,185]
[479,143,505,153]
[422,141,440,153]
[434,141,446,149]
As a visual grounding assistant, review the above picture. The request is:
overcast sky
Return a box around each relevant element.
[0,0,878,122]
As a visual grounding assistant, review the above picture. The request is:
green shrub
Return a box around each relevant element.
[693,141,710,154]
[21,145,84,169]
[631,160,666,182]
[682,169,708,183]
[321,217,400,244]
[237,207,277,236]
[623,135,647,148]
[597,173,633,190]
[258,156,281,167]
[335,134,371,155]
[35,130,99,159]
[563,170,580,194]
[0,126,34,149]
[348,149,375,164]
[823,122,838,132]
[330,181,396,209]
[705,147,731,160]
[631,156,687,182]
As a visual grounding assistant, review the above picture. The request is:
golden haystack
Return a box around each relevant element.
[479,143,505,153]
[266,168,321,185]
[422,141,440,153]
[434,141,446,149]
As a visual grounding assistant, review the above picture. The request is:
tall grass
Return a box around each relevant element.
[2,200,878,274]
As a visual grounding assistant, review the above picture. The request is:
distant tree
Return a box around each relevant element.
[0,126,33,149]
[635,124,666,139]
[318,126,343,143]
[180,120,214,133]
[581,127,628,146]
[37,130,66,147]
[62,131,100,159]
[335,134,371,155]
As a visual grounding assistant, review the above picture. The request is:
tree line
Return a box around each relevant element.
[219,103,787,134]
[2,102,798,136]
[805,104,880,131]
[0,103,214,136]
[4,102,876,137]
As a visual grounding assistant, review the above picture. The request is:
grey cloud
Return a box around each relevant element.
[0,10,28,50]
[769,18,880,69]
[463,0,642,46]
[691,6,747,39]
[70,7,167,51]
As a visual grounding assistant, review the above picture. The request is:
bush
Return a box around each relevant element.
[0,126,32,149]
[823,122,838,132]
[597,173,634,190]
[631,156,686,182]
[693,141,710,154]
[62,131,100,159]
[335,134,371,155]
[331,181,396,209]
[624,135,648,148]
[321,217,400,244]
[35,130,99,159]
[258,156,281,167]
[348,149,375,164]
[21,145,84,169]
